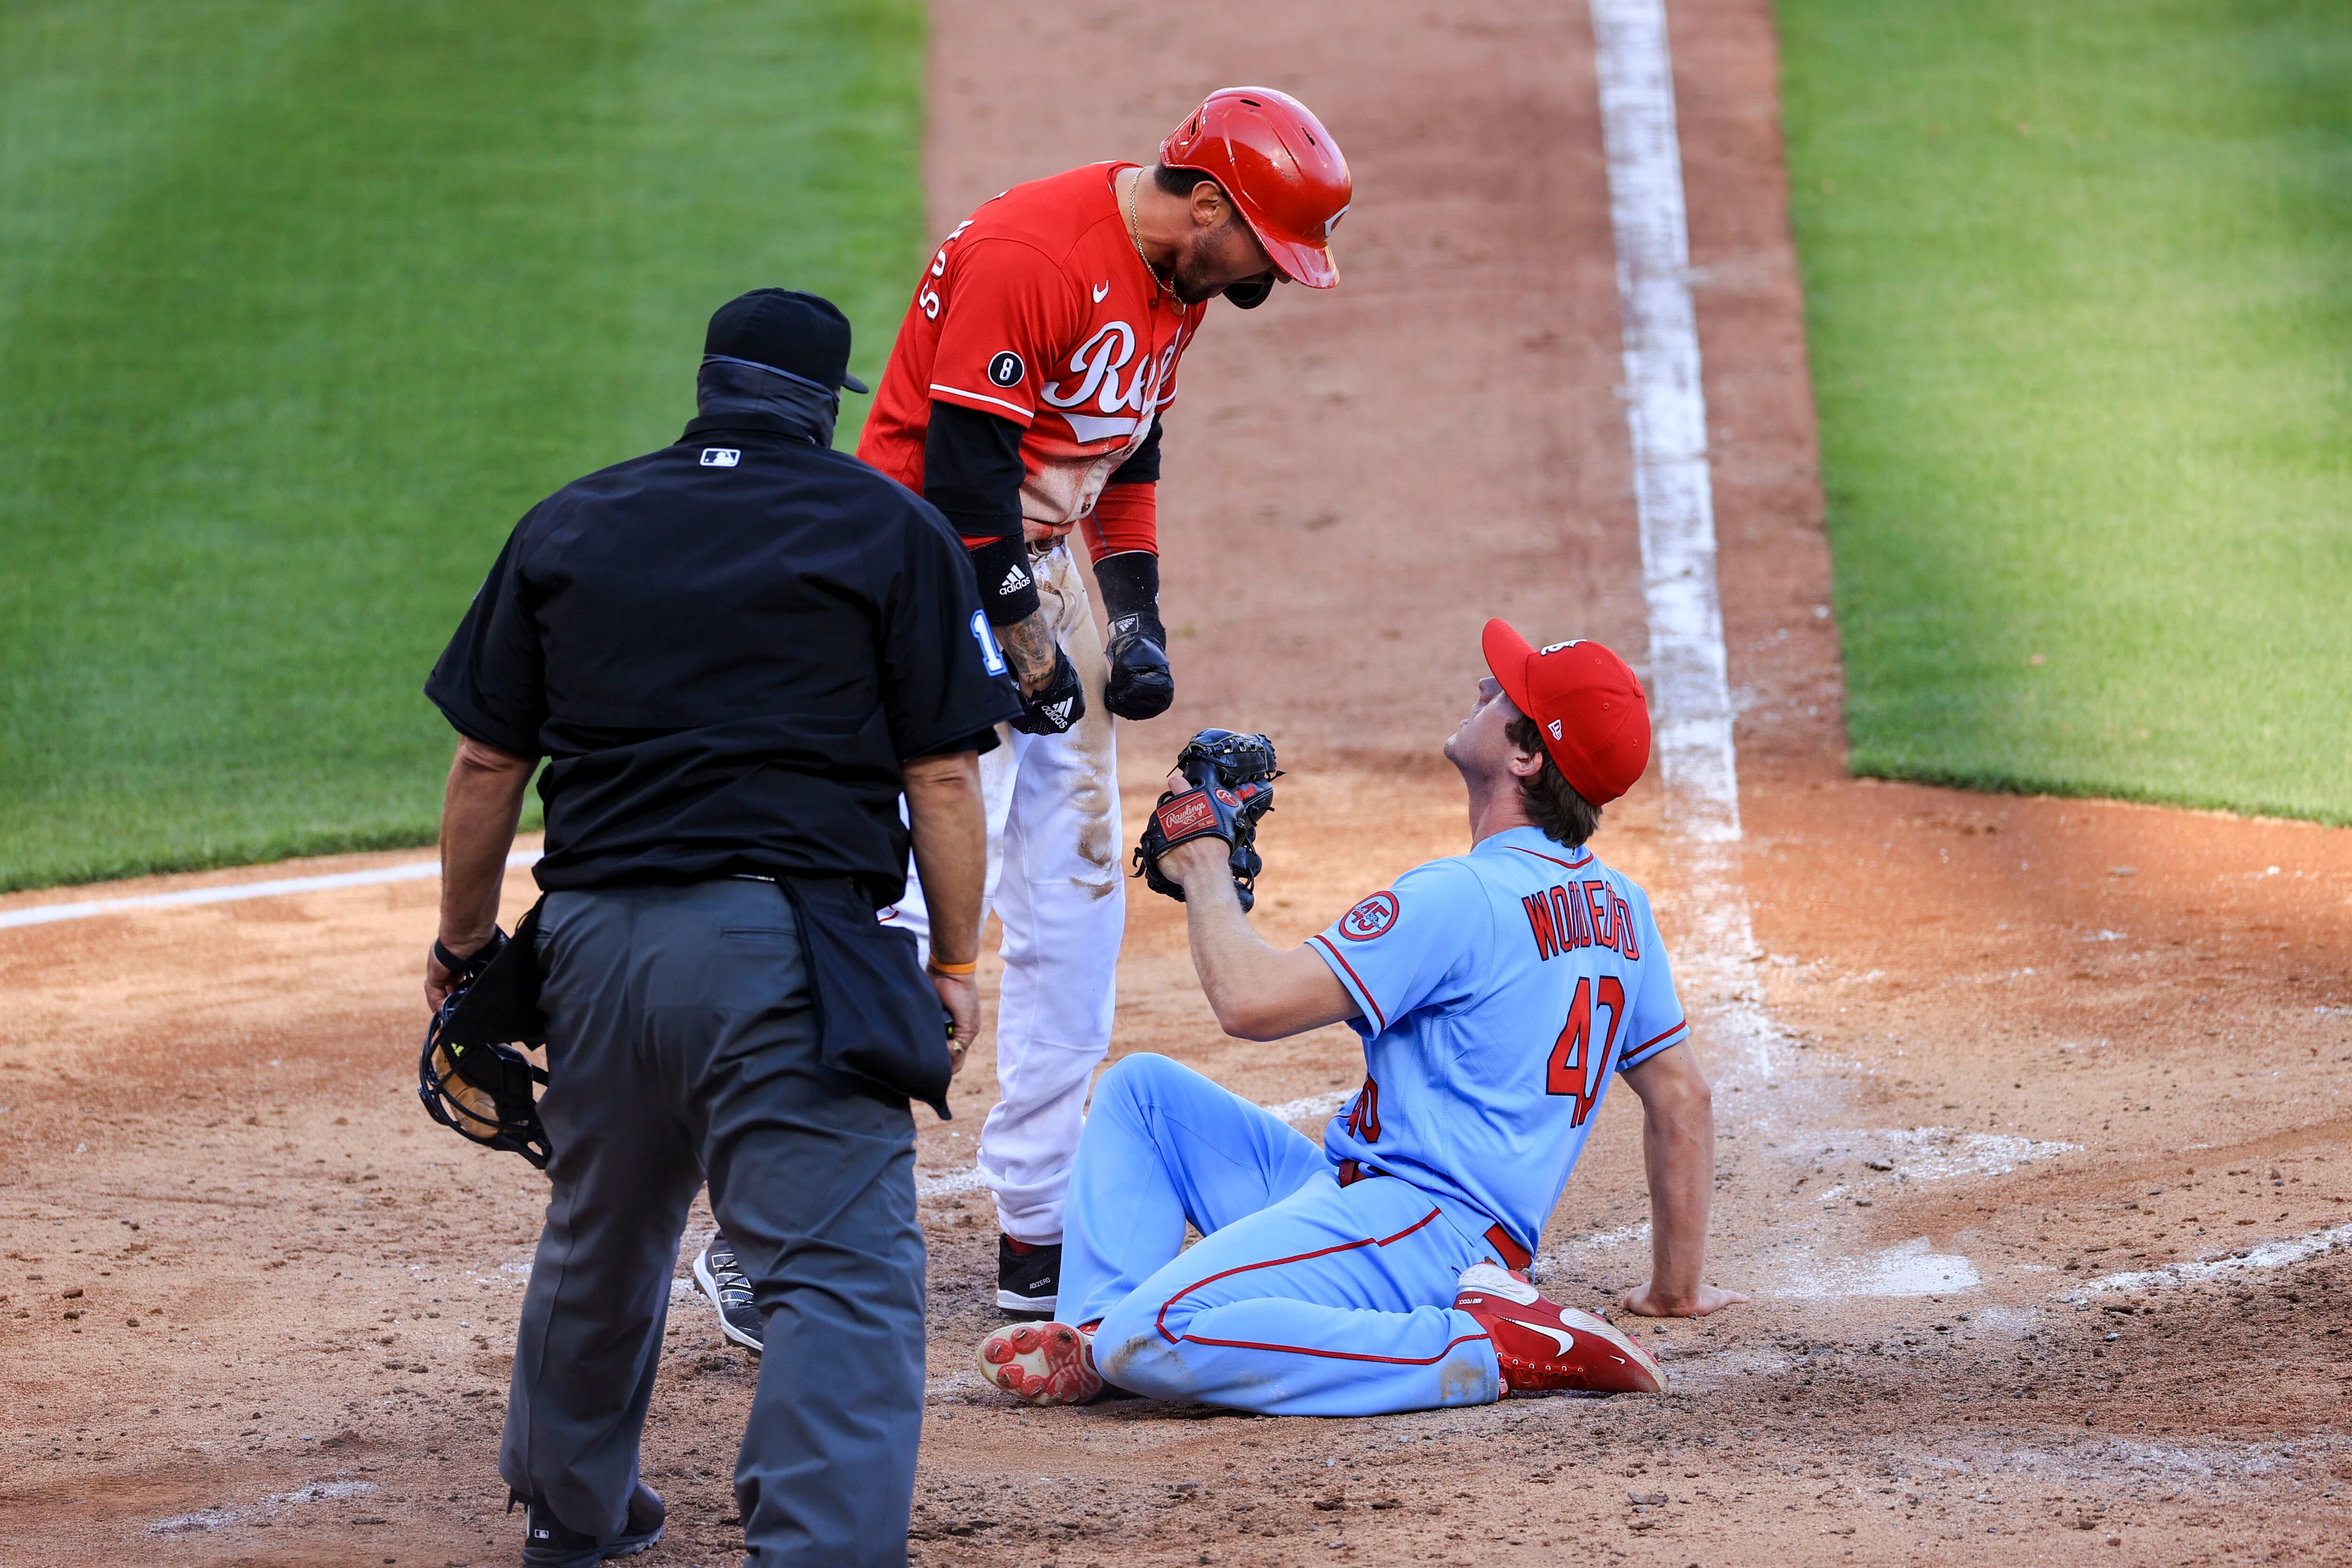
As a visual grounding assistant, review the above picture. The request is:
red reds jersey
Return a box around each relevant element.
[859,163,1206,556]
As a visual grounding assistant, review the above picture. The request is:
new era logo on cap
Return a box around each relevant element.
[1548,719,1563,740]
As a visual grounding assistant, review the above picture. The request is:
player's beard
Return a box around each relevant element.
[1169,219,1247,305]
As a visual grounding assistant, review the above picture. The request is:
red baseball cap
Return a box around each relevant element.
[1480,619,1651,804]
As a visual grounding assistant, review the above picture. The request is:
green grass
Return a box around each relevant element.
[0,0,926,890]
[1777,0,2352,822]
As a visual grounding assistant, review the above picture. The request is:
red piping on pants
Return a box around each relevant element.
[1152,1207,1489,1367]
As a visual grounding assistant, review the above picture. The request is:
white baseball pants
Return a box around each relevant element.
[879,542,1125,1244]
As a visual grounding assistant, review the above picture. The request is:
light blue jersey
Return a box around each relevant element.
[1053,827,1689,1417]
[1308,825,1686,1263]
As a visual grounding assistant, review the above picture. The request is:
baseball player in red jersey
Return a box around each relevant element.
[685,89,1350,1338]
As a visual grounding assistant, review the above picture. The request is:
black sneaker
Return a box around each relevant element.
[516,1480,665,1567]
[997,1234,1061,1316]
[693,1234,763,1353]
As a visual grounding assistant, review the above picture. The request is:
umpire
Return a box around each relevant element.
[421,288,1020,1567]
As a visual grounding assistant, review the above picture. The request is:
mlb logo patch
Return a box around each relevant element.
[699,447,741,468]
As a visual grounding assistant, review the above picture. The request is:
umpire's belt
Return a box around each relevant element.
[1334,1159,1532,1273]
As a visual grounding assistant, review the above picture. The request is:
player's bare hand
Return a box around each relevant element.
[1619,1281,1749,1318]
[1159,836,1233,886]
[931,969,980,1075]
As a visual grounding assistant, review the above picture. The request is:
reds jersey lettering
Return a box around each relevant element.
[1307,827,1687,1256]
[858,163,1206,534]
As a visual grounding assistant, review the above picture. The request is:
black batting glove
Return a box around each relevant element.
[1104,612,1174,721]
[1010,643,1086,735]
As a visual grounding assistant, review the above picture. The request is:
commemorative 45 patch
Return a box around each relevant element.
[1339,891,1398,940]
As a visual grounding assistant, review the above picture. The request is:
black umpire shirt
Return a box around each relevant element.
[426,422,1022,907]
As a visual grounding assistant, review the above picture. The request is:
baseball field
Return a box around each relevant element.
[0,0,924,891]
[5,0,2350,1564]
[1780,0,2352,824]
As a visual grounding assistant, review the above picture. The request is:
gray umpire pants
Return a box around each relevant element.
[501,878,925,1568]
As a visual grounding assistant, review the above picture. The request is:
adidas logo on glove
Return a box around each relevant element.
[1042,699,1073,725]
[1000,562,1032,594]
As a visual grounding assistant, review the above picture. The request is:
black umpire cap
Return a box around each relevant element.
[704,288,869,394]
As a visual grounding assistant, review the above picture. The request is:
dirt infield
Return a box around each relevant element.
[6,0,2351,1564]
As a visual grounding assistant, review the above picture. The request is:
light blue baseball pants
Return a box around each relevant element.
[1059,1053,1502,1417]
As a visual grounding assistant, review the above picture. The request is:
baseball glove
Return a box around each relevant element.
[1131,728,1281,911]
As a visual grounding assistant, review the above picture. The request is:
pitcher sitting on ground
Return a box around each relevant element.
[975,620,1747,1416]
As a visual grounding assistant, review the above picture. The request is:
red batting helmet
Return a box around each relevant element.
[1160,87,1351,289]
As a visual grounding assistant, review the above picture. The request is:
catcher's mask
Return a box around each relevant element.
[417,904,552,1169]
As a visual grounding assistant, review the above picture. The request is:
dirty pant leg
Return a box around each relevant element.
[1091,1174,1502,1417]
[500,891,710,1540]
[981,546,1123,1244]
[1058,1053,1329,1330]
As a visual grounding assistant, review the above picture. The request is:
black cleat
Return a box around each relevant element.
[516,1480,665,1567]
[997,1233,1061,1316]
[693,1234,763,1353]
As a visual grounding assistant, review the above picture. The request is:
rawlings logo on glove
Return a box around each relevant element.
[1157,791,1223,840]
[1132,729,1281,911]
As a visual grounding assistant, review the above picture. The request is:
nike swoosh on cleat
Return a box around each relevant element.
[1515,1321,1577,1356]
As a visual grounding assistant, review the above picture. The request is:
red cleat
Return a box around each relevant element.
[1453,1263,1666,1396]
[976,1320,1104,1407]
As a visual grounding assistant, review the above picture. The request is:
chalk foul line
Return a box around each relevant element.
[2072,1221,2352,1297]
[1589,0,1782,1079]
[0,850,544,931]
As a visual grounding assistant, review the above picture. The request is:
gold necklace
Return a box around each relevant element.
[1121,167,1175,301]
